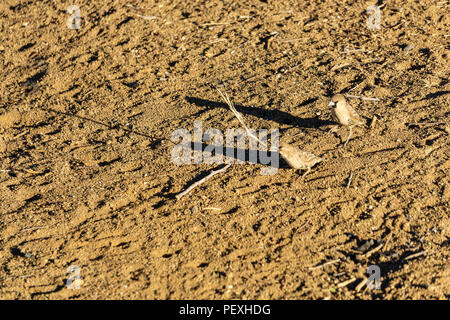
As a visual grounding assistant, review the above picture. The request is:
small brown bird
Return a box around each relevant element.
[328,94,365,146]
[279,144,322,177]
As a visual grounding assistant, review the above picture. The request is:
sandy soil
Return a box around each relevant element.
[0,0,449,299]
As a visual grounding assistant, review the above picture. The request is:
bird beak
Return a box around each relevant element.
[328,100,335,107]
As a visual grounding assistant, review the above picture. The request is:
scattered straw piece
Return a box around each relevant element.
[346,171,353,188]
[337,277,357,288]
[176,164,231,200]
[356,277,368,292]
[203,207,222,211]
[209,39,227,44]
[135,14,158,20]
[309,258,340,271]
[357,242,384,260]
[23,168,41,174]
[404,250,428,261]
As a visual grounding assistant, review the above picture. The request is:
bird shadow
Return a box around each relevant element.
[157,141,291,202]
[185,96,334,130]
[187,141,290,168]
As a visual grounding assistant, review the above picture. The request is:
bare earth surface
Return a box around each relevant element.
[0,0,449,299]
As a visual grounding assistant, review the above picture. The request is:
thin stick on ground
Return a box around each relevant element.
[404,250,428,261]
[309,258,340,271]
[346,171,353,188]
[216,87,266,148]
[355,276,368,292]
[202,207,222,211]
[365,234,393,258]
[176,164,231,200]
[209,39,227,44]
[337,277,357,288]
[135,14,158,20]
[357,242,384,260]
[331,63,351,71]
[22,168,41,174]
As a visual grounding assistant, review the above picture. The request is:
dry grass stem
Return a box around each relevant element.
[176,164,231,200]
[337,277,357,288]
[404,250,428,261]
[356,277,368,292]
[346,171,353,188]
[309,258,340,270]
[344,94,380,101]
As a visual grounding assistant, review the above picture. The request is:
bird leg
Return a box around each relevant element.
[328,125,339,134]
[301,167,311,178]
[344,126,353,146]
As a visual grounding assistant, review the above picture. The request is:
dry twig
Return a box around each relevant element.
[337,277,357,288]
[135,14,158,20]
[346,171,353,188]
[176,164,231,200]
[309,258,340,271]
[355,277,368,292]
[404,250,428,261]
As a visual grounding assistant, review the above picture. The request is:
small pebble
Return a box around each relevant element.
[403,44,414,51]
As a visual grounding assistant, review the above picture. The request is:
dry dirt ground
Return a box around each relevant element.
[0,0,449,300]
